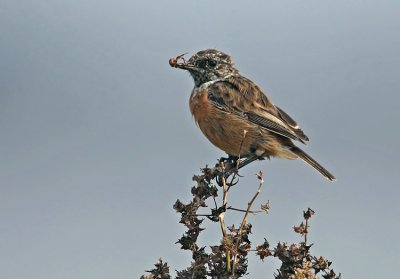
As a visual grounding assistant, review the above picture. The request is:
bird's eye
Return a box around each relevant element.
[208,59,217,68]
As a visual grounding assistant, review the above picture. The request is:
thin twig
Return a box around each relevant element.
[218,131,249,274]
[227,206,263,214]
[219,164,228,240]
[218,162,231,273]
[194,214,214,217]
[305,217,309,244]
[232,171,264,274]
[227,130,247,191]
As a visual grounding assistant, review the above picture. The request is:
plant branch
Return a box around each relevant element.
[232,171,264,274]
[227,206,263,214]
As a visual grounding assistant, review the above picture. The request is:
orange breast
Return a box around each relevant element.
[189,87,287,157]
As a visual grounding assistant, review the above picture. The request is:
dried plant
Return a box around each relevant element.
[141,160,340,279]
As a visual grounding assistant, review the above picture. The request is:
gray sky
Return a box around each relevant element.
[1,0,399,278]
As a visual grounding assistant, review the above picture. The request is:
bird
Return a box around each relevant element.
[169,49,335,181]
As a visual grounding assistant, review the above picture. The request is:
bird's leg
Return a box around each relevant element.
[215,155,239,186]
[215,155,260,186]
[224,154,259,177]
[214,154,260,186]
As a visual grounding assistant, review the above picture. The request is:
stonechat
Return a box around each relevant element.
[170,49,335,181]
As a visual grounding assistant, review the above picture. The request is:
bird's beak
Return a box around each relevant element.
[169,53,196,71]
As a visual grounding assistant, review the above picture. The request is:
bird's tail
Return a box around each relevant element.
[290,146,336,181]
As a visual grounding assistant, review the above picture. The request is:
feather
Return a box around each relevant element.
[290,146,336,181]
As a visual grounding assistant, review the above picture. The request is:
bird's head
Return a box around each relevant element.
[170,49,238,87]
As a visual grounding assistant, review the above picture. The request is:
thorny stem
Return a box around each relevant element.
[232,171,264,274]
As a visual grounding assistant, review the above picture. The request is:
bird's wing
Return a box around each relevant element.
[207,76,309,143]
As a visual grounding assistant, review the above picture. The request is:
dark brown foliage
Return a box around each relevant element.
[141,161,340,278]
[140,259,171,279]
